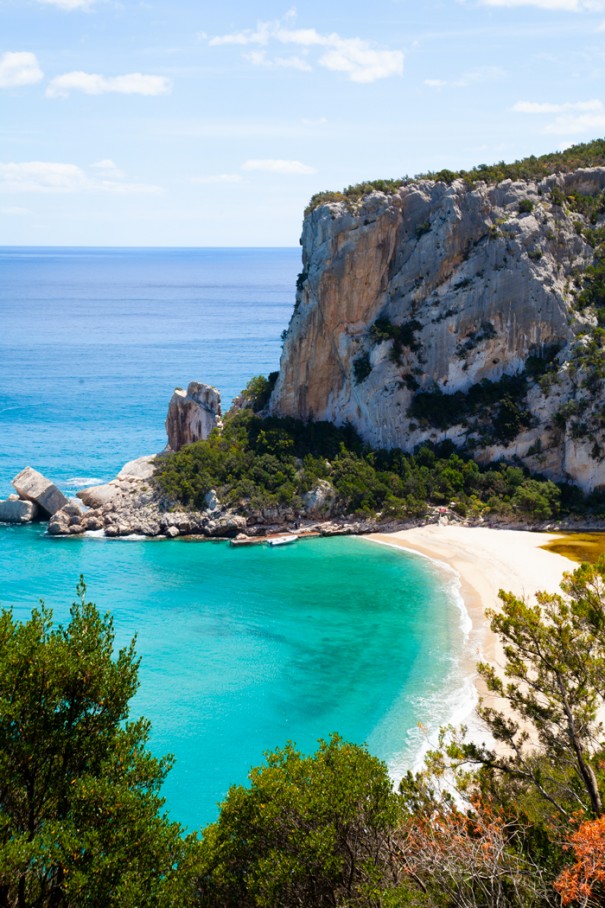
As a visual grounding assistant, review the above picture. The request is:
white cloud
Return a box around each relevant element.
[191,173,243,184]
[208,14,403,83]
[319,39,403,83]
[35,0,95,9]
[511,98,605,133]
[0,161,161,194]
[1,206,29,215]
[454,66,505,87]
[90,158,125,179]
[0,52,44,88]
[46,71,172,98]
[543,112,605,133]
[423,67,504,90]
[479,0,605,9]
[243,49,312,71]
[513,98,603,113]
[241,159,316,174]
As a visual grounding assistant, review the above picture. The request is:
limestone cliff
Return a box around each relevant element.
[269,167,605,492]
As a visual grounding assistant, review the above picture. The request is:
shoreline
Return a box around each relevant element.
[367,526,574,745]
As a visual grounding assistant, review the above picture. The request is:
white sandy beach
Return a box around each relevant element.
[369,525,574,713]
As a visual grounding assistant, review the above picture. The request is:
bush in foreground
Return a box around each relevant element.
[0,580,188,907]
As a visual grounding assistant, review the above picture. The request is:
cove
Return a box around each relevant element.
[0,524,466,831]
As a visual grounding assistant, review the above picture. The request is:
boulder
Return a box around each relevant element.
[204,489,219,512]
[12,467,69,518]
[48,510,71,535]
[302,480,335,516]
[0,499,38,524]
[117,455,157,481]
[77,483,120,509]
[206,515,248,538]
[165,382,222,452]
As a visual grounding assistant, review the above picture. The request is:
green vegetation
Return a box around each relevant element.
[305,138,605,212]
[0,580,188,907]
[155,407,562,521]
[408,372,532,442]
[353,352,372,384]
[194,735,400,908]
[370,317,422,363]
[11,559,605,905]
[238,372,279,412]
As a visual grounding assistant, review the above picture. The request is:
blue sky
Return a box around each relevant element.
[1,0,605,246]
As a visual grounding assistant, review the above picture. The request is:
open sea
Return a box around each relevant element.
[0,247,472,831]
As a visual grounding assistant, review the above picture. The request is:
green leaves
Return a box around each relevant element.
[0,580,189,907]
[195,735,399,908]
[472,558,605,823]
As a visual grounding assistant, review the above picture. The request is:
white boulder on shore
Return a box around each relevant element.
[11,467,69,519]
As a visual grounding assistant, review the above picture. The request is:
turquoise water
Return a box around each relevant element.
[0,526,464,830]
[0,248,468,831]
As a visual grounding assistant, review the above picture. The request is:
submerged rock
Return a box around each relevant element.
[12,467,69,518]
[165,382,222,452]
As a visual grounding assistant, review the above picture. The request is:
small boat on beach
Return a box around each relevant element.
[266,534,298,547]
[229,536,265,547]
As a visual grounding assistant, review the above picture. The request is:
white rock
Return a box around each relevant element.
[117,455,157,481]
[12,467,69,518]
[0,499,38,523]
[77,483,120,509]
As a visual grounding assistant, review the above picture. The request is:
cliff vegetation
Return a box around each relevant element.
[154,405,565,523]
[306,137,605,212]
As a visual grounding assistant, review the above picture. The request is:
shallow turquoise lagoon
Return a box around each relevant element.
[0,525,466,831]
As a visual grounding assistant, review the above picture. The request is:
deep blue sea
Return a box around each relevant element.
[0,247,470,830]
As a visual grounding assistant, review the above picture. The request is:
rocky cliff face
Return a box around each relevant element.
[269,168,605,491]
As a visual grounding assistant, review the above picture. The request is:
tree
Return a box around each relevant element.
[193,735,401,908]
[0,579,188,908]
[460,557,605,824]
[395,796,553,908]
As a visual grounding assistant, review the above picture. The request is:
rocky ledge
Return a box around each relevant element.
[44,454,398,540]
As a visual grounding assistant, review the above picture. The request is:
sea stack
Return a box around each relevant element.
[165,382,223,452]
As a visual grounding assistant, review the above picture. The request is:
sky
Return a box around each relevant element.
[1,0,605,246]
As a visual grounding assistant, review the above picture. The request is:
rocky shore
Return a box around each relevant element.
[3,379,604,542]
[3,453,604,541]
[49,453,405,540]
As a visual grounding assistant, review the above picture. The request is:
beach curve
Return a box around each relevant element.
[368,526,574,743]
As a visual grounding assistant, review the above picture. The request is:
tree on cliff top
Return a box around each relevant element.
[0,579,188,908]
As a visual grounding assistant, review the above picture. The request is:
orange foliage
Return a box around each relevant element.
[556,815,605,906]
[393,798,548,905]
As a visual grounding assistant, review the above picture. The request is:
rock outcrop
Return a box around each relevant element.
[165,382,222,452]
[12,467,69,518]
[269,168,605,491]
[0,498,38,523]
